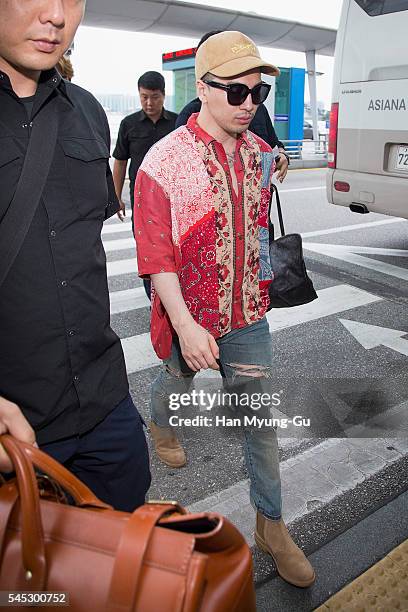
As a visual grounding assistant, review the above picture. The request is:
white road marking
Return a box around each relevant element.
[340,318,408,357]
[328,245,408,256]
[102,220,132,235]
[104,237,135,253]
[303,242,408,281]
[110,287,150,314]
[301,217,404,238]
[280,186,326,193]
[122,333,160,372]
[187,435,408,545]
[266,284,381,332]
[107,258,138,277]
[122,284,382,374]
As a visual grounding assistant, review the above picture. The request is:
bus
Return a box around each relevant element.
[326,0,408,219]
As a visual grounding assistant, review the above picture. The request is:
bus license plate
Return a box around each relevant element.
[395,145,408,172]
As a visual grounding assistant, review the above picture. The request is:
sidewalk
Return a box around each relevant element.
[316,537,408,611]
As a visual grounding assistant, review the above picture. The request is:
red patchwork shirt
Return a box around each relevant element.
[134,113,275,359]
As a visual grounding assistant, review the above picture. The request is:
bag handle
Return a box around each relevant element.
[0,436,47,589]
[1,435,111,510]
[17,441,111,510]
[0,434,113,587]
[268,183,285,237]
[107,503,187,611]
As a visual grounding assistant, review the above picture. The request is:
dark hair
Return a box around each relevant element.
[138,71,165,93]
[196,30,225,50]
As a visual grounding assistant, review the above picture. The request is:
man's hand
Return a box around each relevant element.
[117,199,126,222]
[275,154,289,183]
[178,320,220,372]
[0,396,36,473]
[112,159,128,221]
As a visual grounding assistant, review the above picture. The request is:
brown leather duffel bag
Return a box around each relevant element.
[0,435,256,611]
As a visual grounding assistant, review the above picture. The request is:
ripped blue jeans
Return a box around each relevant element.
[150,317,282,520]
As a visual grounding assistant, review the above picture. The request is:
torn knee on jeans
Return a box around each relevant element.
[227,363,272,379]
[164,365,191,379]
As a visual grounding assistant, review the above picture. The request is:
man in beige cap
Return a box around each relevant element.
[134,31,315,588]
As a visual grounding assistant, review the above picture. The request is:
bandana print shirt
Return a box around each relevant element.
[134,113,275,359]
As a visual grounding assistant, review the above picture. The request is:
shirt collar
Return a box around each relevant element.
[0,67,73,106]
[137,108,171,122]
[186,112,254,150]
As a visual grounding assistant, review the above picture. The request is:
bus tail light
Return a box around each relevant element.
[328,102,339,169]
[334,181,350,192]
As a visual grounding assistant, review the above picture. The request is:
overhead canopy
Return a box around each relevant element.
[83,0,337,56]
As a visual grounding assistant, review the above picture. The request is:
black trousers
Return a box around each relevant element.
[41,393,151,512]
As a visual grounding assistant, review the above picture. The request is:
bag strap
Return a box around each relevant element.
[0,95,59,289]
[268,183,285,237]
[0,435,47,589]
[107,503,187,612]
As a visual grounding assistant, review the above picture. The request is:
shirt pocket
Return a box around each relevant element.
[128,132,152,161]
[0,137,23,223]
[61,138,109,219]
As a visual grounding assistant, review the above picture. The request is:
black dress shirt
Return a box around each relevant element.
[0,69,128,444]
[175,97,284,150]
[113,109,178,188]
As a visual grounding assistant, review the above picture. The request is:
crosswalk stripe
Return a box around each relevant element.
[102,220,132,235]
[187,432,408,545]
[121,284,382,374]
[110,287,149,314]
[107,258,137,277]
[122,333,159,372]
[280,186,325,193]
[104,237,135,253]
[302,217,403,239]
[266,283,381,331]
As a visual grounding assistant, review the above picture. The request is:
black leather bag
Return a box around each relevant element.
[267,184,318,310]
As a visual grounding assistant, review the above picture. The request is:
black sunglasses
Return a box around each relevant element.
[202,80,271,106]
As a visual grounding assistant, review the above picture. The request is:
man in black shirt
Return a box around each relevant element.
[0,0,150,511]
[113,71,178,223]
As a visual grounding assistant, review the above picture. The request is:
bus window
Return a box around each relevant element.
[355,0,408,17]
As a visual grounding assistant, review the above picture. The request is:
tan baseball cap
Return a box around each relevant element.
[195,31,280,81]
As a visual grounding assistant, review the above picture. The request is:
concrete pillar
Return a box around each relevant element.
[306,50,319,141]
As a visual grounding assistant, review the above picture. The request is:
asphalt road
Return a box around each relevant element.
[104,168,408,611]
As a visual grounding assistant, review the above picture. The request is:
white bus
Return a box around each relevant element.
[326,0,408,218]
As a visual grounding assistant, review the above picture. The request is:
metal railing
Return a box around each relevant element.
[282,135,328,161]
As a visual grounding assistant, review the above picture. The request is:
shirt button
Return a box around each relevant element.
[68,330,75,337]
[73,375,80,383]
[21,123,28,129]
[61,280,68,287]
[50,230,56,238]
